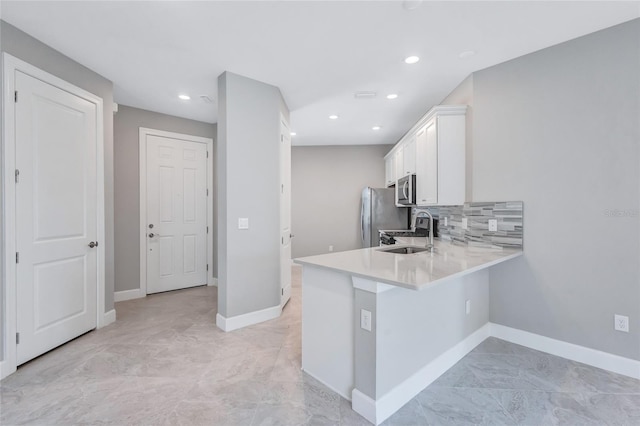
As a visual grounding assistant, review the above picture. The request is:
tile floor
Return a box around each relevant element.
[1,266,639,425]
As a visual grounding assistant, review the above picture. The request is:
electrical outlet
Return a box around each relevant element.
[329,245,334,252]
[465,300,471,315]
[614,314,629,332]
[361,309,372,331]
[238,218,249,229]
[444,217,448,227]
[488,219,498,232]
[461,218,468,230]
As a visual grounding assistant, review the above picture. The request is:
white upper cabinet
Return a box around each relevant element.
[415,122,437,205]
[385,105,466,206]
[403,136,416,176]
[394,146,404,180]
[384,155,396,187]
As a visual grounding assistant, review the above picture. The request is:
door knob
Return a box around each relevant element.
[88,241,98,248]
[148,233,155,238]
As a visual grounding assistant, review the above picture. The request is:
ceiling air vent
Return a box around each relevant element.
[354,91,377,100]
[200,95,214,104]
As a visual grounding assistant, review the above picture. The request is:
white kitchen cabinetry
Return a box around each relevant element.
[385,105,466,206]
[385,155,396,187]
[394,146,404,180]
[416,113,465,205]
[415,123,437,205]
[403,136,416,176]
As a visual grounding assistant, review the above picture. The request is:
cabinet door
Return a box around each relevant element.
[394,147,404,180]
[416,120,438,205]
[384,155,395,187]
[403,136,416,175]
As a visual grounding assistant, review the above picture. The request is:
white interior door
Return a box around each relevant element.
[15,70,98,365]
[146,135,207,294]
[280,118,292,307]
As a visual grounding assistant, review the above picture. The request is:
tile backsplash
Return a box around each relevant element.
[413,201,523,249]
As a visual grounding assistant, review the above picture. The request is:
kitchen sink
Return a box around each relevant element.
[378,246,430,254]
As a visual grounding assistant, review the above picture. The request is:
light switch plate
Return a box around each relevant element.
[488,219,498,232]
[360,309,372,332]
[462,218,468,230]
[238,218,249,229]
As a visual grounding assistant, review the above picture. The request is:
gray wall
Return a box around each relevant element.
[465,20,639,360]
[217,72,289,319]
[0,21,115,360]
[114,105,217,292]
[291,145,392,258]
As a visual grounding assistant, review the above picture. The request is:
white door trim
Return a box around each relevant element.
[138,128,214,297]
[1,53,106,379]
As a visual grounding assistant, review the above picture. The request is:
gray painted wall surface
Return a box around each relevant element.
[114,105,217,292]
[0,21,115,360]
[291,145,392,258]
[353,270,490,399]
[217,72,289,318]
[470,20,639,360]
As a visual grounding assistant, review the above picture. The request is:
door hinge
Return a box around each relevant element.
[15,169,19,183]
[206,151,209,158]
[281,288,284,296]
[14,91,18,103]
[206,264,209,271]
[281,135,283,142]
[16,333,20,344]
[16,252,19,263]
[206,226,209,234]
[206,189,209,196]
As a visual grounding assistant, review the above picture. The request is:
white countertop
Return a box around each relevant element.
[294,238,523,291]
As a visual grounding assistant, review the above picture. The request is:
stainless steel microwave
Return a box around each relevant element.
[396,174,416,206]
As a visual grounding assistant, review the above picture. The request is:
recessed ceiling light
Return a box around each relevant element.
[386,94,398,100]
[459,50,476,59]
[372,126,382,131]
[329,115,339,120]
[404,56,420,64]
[354,91,377,99]
[178,94,191,100]
[290,132,297,136]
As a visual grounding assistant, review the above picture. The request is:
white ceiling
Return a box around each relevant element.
[1,1,638,146]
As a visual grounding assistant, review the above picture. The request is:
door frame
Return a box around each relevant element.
[1,53,106,379]
[138,128,214,296]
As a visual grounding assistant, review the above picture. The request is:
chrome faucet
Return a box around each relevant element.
[411,210,434,251]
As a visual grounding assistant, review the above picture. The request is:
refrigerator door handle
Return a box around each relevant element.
[360,199,365,244]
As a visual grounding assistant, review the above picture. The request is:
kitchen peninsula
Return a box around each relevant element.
[295,239,522,425]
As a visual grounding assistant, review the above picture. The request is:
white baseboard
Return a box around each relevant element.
[114,288,145,302]
[208,277,218,287]
[216,304,282,332]
[490,323,640,380]
[352,390,377,425]
[352,324,490,425]
[102,309,116,327]
[0,359,17,380]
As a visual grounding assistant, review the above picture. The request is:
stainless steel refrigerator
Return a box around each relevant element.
[360,187,410,248]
